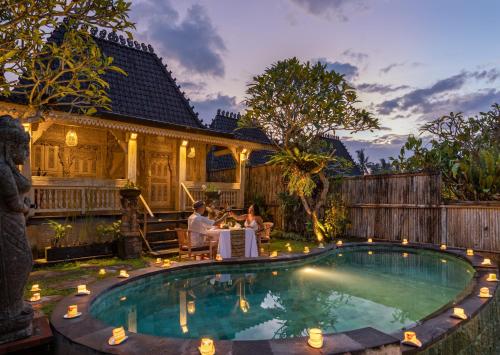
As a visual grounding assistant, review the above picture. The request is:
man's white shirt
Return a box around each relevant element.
[187,212,215,246]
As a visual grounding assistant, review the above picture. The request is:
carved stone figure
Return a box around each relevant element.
[0,115,34,344]
[117,188,142,259]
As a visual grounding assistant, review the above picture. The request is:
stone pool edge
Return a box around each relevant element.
[50,242,499,355]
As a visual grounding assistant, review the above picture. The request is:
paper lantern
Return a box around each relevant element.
[65,129,78,147]
[109,326,128,345]
[270,251,278,258]
[30,293,41,302]
[481,258,492,266]
[451,307,467,320]
[99,268,106,276]
[402,331,422,347]
[198,338,215,355]
[466,249,474,256]
[479,287,492,298]
[402,239,408,245]
[216,254,223,261]
[30,284,41,292]
[64,305,81,319]
[367,238,373,243]
[307,328,323,349]
[77,284,90,295]
[440,244,446,250]
[118,270,129,278]
[187,301,196,315]
[486,273,498,282]
[303,247,310,254]
[336,240,343,246]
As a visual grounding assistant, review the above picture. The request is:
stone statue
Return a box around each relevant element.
[0,115,34,344]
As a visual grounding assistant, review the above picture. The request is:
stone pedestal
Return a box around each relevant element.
[118,188,142,259]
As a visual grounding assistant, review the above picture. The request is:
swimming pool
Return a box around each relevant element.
[90,246,474,341]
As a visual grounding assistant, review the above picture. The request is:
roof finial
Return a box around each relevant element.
[90,27,98,36]
[133,41,140,49]
[108,31,118,42]
[119,35,126,45]
[217,109,221,115]
[127,38,133,47]
[221,110,226,116]
[148,44,154,53]
[141,43,147,51]
[99,29,107,39]
[237,112,241,119]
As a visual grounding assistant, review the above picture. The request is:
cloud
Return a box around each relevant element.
[357,83,410,94]
[132,1,226,77]
[377,69,500,116]
[380,62,405,74]
[192,93,243,123]
[179,81,207,95]
[312,58,359,81]
[341,133,411,162]
[342,49,368,62]
[289,0,367,21]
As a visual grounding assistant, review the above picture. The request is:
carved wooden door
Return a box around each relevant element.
[148,152,173,209]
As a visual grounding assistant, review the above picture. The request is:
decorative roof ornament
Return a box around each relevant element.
[99,29,107,39]
[90,27,98,36]
[237,113,241,119]
[148,44,154,53]
[119,35,126,45]
[217,109,221,115]
[127,38,133,47]
[133,41,140,49]
[221,110,225,116]
[108,31,118,42]
[80,24,88,32]
[141,43,147,51]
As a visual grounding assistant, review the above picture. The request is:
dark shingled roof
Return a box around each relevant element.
[210,109,271,144]
[45,26,205,129]
[207,111,360,176]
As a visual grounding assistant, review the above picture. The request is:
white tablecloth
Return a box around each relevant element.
[206,228,258,258]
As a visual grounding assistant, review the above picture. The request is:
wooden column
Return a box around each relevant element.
[235,148,249,209]
[22,123,34,201]
[177,140,188,210]
[127,133,138,183]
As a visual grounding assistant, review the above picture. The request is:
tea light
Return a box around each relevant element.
[403,252,408,258]
[368,251,373,255]
[215,254,223,261]
[270,251,278,258]
[64,304,81,319]
[486,273,498,282]
[303,247,310,254]
[108,326,128,345]
[30,284,41,292]
[155,258,162,264]
[479,287,492,298]
[440,244,446,250]
[336,240,343,246]
[481,258,492,266]
[307,328,323,349]
[99,268,106,276]
[451,307,467,320]
[239,299,250,313]
[118,270,129,278]
[367,238,373,243]
[162,259,171,268]
[187,301,196,314]
[30,293,41,302]
[402,331,422,347]
[77,284,90,295]
[466,249,474,256]
[198,338,215,355]
[287,246,292,252]
[402,238,408,245]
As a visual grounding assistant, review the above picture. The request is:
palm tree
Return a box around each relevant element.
[356,149,370,175]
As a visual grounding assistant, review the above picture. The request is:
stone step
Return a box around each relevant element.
[148,248,179,258]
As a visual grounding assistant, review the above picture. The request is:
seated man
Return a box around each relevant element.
[188,200,226,247]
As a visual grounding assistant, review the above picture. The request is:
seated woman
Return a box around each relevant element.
[230,204,264,235]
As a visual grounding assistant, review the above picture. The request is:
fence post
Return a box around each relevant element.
[81,187,86,214]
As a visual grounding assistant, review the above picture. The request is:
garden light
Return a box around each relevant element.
[118,270,129,278]
[466,249,474,256]
[479,287,492,298]
[481,258,492,266]
[303,247,310,254]
[155,258,162,264]
[287,245,292,252]
[216,254,223,261]
[402,239,408,245]
[199,338,215,355]
[451,307,467,320]
[402,331,422,347]
[307,328,323,349]
[187,301,196,315]
[30,284,41,292]
[162,259,171,268]
[440,244,446,250]
[64,305,81,319]
[109,327,128,345]
[486,273,498,282]
[336,240,343,246]
[77,284,90,295]
[99,268,106,275]
[270,251,278,258]
[30,293,40,302]
[367,238,373,243]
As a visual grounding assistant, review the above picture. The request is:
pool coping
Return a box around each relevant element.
[50,241,498,354]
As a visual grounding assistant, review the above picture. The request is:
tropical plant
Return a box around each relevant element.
[122,179,140,190]
[323,198,351,238]
[391,104,499,200]
[47,220,72,247]
[0,0,134,121]
[242,58,379,242]
[356,149,370,175]
[96,220,122,241]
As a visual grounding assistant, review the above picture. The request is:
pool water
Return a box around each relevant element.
[91,247,474,340]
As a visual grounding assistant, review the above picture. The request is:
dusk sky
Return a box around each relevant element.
[130,0,500,161]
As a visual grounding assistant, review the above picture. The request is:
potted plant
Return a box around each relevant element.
[119,180,141,199]
[202,183,221,203]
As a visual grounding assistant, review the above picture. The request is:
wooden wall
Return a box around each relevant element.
[241,166,500,252]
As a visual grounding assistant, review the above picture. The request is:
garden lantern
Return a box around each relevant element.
[307,328,323,348]
[486,273,498,282]
[451,307,467,320]
[199,338,215,355]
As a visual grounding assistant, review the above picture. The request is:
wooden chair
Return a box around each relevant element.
[176,229,214,260]
[230,230,246,258]
[258,222,274,256]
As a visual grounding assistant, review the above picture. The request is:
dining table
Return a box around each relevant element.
[206,228,259,258]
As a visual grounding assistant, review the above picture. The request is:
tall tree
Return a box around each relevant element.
[242,58,379,242]
[0,0,134,121]
[356,149,370,175]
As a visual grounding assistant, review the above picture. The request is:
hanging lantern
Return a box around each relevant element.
[187,301,196,315]
[65,129,78,147]
[187,147,196,159]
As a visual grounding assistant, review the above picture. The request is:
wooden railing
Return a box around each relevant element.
[32,177,127,215]
[181,181,241,210]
